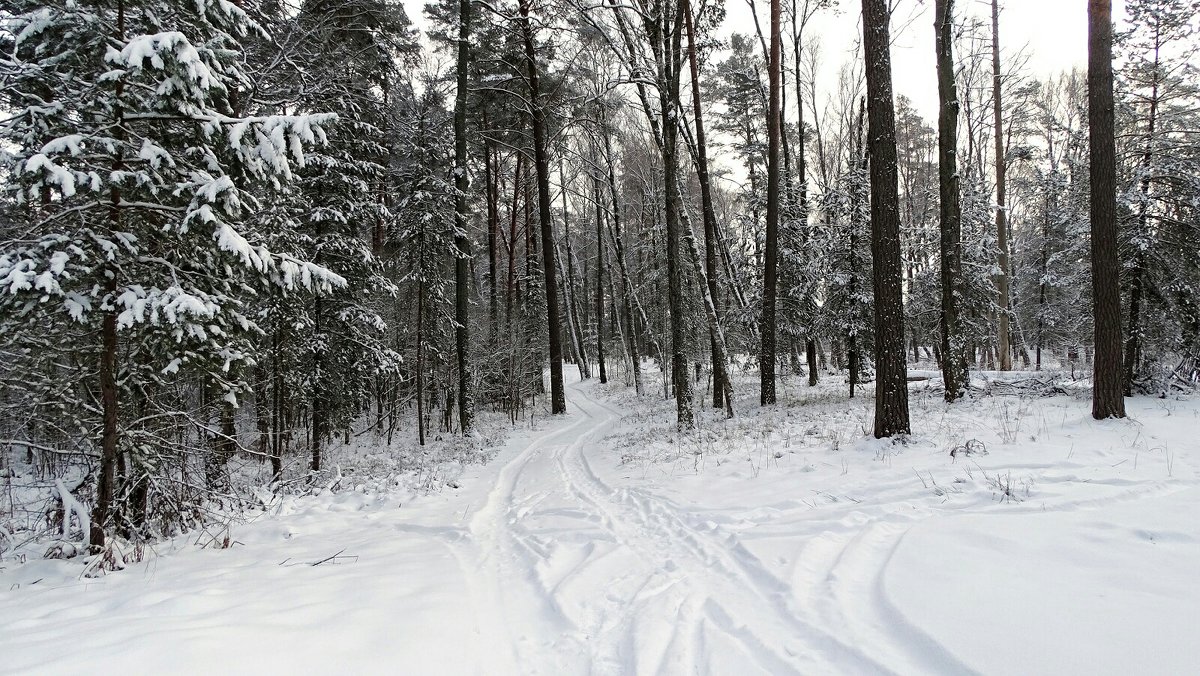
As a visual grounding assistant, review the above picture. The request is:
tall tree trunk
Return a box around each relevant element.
[790,1,819,386]
[847,99,867,400]
[311,293,323,472]
[600,116,649,393]
[554,239,588,380]
[657,4,694,429]
[454,0,475,434]
[991,0,1013,371]
[506,155,524,329]
[1124,24,1161,395]
[560,159,589,380]
[862,0,911,437]
[936,0,969,401]
[486,124,500,345]
[520,0,566,414]
[416,276,427,445]
[92,0,128,550]
[593,167,608,384]
[760,0,783,406]
[1087,0,1126,419]
[271,324,284,479]
[683,0,731,410]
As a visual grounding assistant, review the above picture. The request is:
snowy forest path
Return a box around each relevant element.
[5,378,1200,676]
[453,381,914,675]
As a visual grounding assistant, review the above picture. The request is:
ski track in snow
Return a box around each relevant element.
[2,378,1198,675]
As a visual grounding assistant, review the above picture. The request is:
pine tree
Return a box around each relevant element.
[861,0,911,437]
[0,0,339,545]
[935,0,970,401]
[1087,0,1127,419]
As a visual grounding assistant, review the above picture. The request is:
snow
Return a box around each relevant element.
[22,154,77,197]
[1,372,1198,674]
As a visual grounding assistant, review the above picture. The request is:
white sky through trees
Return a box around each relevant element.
[716,0,1126,120]
[411,0,1126,121]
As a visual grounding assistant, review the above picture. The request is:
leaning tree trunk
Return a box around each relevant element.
[520,0,566,414]
[1087,0,1126,419]
[453,0,475,434]
[862,0,911,437]
[936,0,969,401]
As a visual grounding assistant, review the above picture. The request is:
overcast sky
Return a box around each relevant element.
[719,0,1127,120]
[409,0,1129,120]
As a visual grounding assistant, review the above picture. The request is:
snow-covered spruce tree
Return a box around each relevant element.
[265,0,412,472]
[818,99,874,396]
[0,0,339,548]
[1116,0,1200,392]
[389,82,458,445]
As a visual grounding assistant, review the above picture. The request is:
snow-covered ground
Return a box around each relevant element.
[2,370,1198,675]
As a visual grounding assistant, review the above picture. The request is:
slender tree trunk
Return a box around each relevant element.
[594,168,608,384]
[454,0,475,434]
[936,0,969,401]
[311,293,323,472]
[847,99,867,400]
[520,0,565,414]
[991,0,1013,371]
[600,119,650,393]
[862,0,911,437]
[506,155,523,329]
[760,0,783,406]
[656,3,694,429]
[92,0,128,550]
[1124,28,1161,395]
[1087,0,1126,419]
[560,159,589,380]
[555,238,588,381]
[418,289,428,444]
[790,3,819,387]
[683,0,731,410]
[486,126,500,344]
[271,325,284,479]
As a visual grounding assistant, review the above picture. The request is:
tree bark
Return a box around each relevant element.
[683,0,731,411]
[936,0,970,401]
[520,0,566,414]
[311,292,323,471]
[655,0,694,429]
[454,0,475,434]
[1087,0,1126,418]
[416,275,427,445]
[991,0,1013,371]
[760,0,783,406]
[791,1,819,387]
[1124,21,1161,395]
[593,165,608,384]
[862,0,912,437]
[560,159,590,380]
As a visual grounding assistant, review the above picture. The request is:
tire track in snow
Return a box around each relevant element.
[460,402,598,675]
[556,385,896,674]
